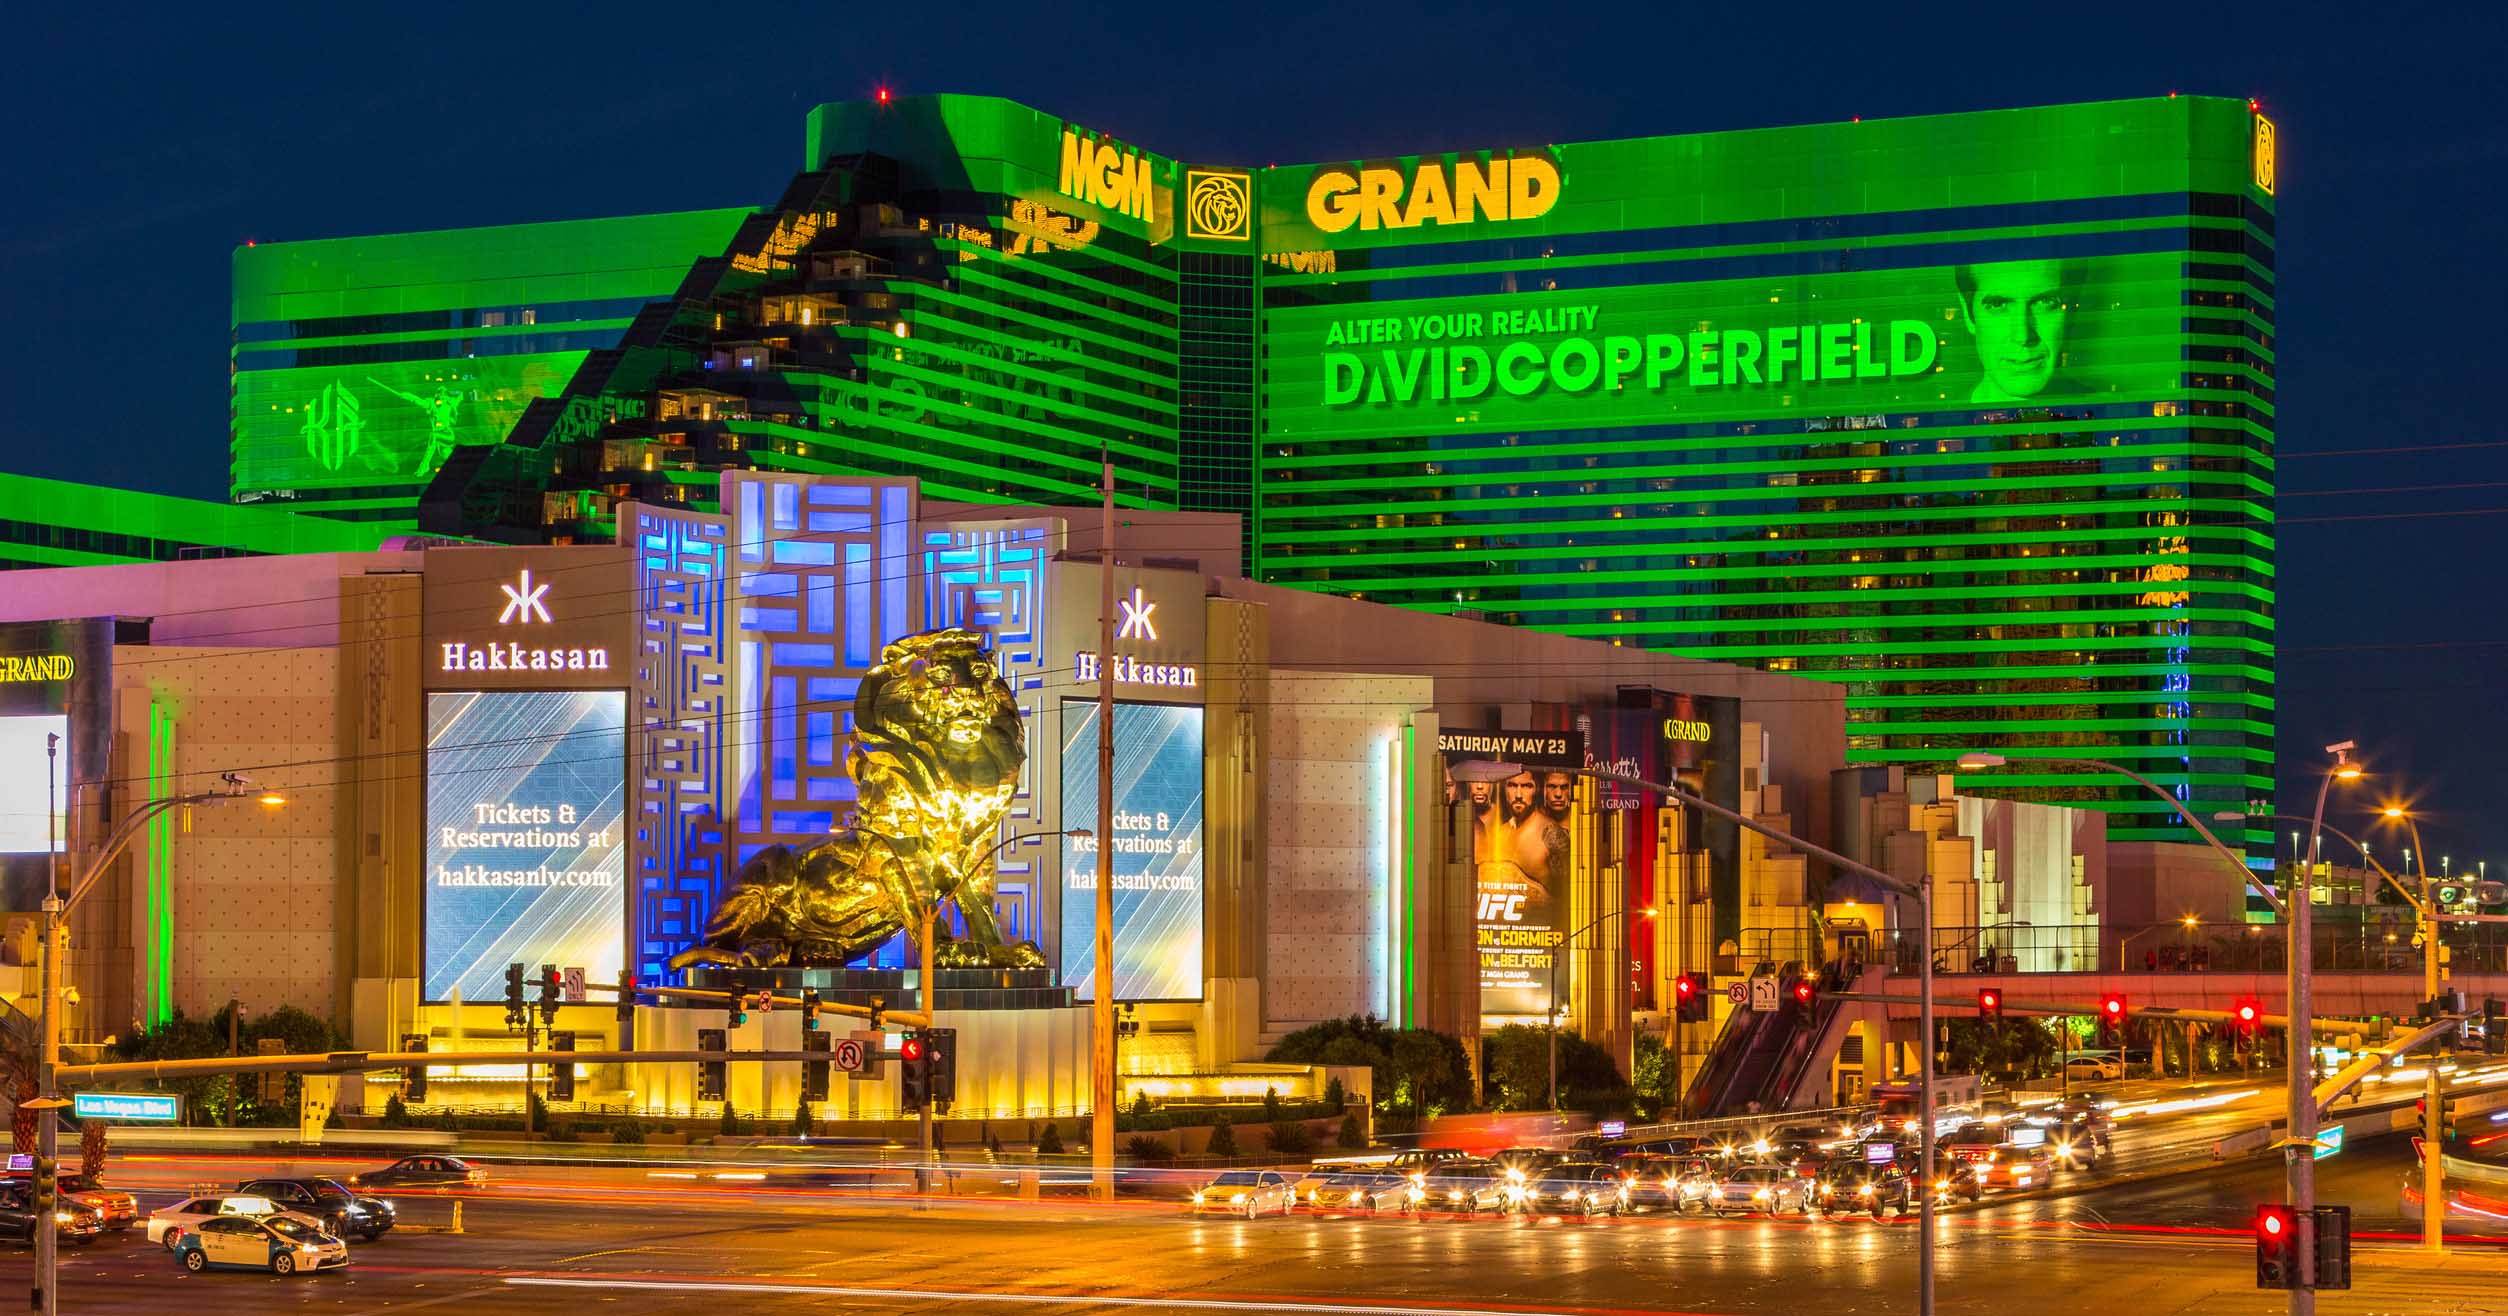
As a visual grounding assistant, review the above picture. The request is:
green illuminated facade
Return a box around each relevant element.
[302,93,2272,843]
[0,473,383,572]
[232,208,751,532]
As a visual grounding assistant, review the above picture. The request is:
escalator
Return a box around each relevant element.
[1689,960,1876,1115]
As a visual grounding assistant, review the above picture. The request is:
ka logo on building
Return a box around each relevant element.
[1115,586,1158,641]
[1183,168,1251,241]
[2252,113,2277,196]
[498,569,554,625]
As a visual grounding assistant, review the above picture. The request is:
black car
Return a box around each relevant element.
[0,1184,103,1244]
[350,1155,487,1190]
[1813,1160,1920,1218]
[235,1178,395,1242]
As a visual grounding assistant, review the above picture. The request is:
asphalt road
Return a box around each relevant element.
[10,1136,2504,1315]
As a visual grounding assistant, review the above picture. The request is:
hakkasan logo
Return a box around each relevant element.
[1184,168,1251,241]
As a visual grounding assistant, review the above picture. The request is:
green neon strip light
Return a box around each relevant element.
[1402,722,1417,1027]
[147,703,174,1026]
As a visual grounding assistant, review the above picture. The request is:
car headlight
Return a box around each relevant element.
[1753,1189,1771,1200]
[1858,1184,1875,1196]
[1191,1192,1205,1204]
[1447,1191,1463,1201]
[1505,1169,1525,1183]
[1228,1193,1247,1204]
[52,1212,72,1224]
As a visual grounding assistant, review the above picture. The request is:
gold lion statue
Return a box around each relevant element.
[668,628,1045,970]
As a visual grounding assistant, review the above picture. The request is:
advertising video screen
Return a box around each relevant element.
[0,716,67,854]
[1264,252,2182,442]
[424,690,626,1002]
[1060,700,1204,1002]
[1457,759,1579,1019]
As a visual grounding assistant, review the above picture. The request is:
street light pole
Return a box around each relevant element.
[28,770,280,1316]
[2289,745,2360,1316]
[1546,905,1652,1111]
[1091,454,1118,1201]
[2380,806,2444,1253]
[1954,751,2278,916]
[1555,766,1938,1316]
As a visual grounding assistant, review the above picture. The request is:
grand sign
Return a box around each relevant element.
[0,654,74,684]
[1305,149,1561,234]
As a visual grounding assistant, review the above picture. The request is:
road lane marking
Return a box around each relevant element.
[503,1275,1727,1316]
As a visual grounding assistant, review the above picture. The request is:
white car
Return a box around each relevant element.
[1189,1169,1296,1218]
[2063,1056,2124,1081]
[145,1194,324,1249]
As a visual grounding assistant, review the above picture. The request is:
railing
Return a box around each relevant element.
[1875,919,2508,975]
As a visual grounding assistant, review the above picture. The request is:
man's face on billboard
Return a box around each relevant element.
[1963,260,2070,401]
[1540,772,1574,817]
[1468,780,1494,807]
[1502,772,1536,821]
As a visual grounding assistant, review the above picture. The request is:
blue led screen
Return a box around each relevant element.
[1060,700,1204,1002]
[425,690,627,1001]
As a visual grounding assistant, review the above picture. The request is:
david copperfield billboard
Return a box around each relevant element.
[1440,729,1582,1018]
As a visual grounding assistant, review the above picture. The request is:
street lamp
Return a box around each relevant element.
[1954,751,2279,916]
[2376,802,2446,1255]
[2285,744,2362,1313]
[32,745,279,1316]
[1545,904,1654,1111]
[1455,759,1943,1316]
[2116,914,2201,974]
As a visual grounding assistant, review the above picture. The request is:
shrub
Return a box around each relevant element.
[718,1105,746,1137]
[1266,1016,1471,1115]
[1206,1113,1239,1157]
[1481,1024,1629,1113]
[792,1101,815,1137]
[528,1093,551,1131]
[1323,1076,1346,1108]
[1036,1122,1065,1155]
[1266,1120,1317,1155]
[1338,1112,1367,1149]
[382,1093,409,1127]
[545,1122,579,1143]
[435,1108,461,1133]
[1131,1091,1153,1121]
[611,1117,647,1145]
[1261,1087,1282,1121]
[1122,1135,1174,1162]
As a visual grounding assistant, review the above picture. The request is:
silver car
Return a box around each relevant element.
[1708,1165,1810,1216]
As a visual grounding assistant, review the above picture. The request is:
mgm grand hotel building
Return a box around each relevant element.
[232,92,2278,854]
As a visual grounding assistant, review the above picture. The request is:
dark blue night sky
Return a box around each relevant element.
[10,3,2503,863]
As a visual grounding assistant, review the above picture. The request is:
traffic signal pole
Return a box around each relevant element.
[919,908,937,1197]
[1091,455,1117,1200]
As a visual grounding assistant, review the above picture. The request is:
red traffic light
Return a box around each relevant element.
[1978,989,2001,1013]
[2102,994,2126,1018]
[2236,1001,2260,1024]
[1675,976,1695,999]
[1792,979,1816,1005]
[2261,1207,2286,1236]
[900,1036,925,1063]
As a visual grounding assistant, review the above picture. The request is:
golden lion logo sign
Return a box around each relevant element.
[1184,168,1251,241]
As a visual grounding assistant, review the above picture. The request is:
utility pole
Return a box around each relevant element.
[2290,743,2359,1316]
[1091,453,1117,1199]
[34,734,59,1316]
[920,906,937,1194]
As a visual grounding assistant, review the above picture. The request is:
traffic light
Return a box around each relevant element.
[2311,1205,2351,1290]
[2098,992,2128,1045]
[927,1027,957,1110]
[503,962,527,1028]
[401,1033,429,1104]
[899,1029,930,1111]
[2255,1203,2299,1290]
[1977,988,2002,1023]
[728,984,748,1029]
[2486,997,2506,1056]
[802,987,822,1031]
[615,969,636,1024]
[802,1031,832,1102]
[548,1030,576,1103]
[538,963,562,1026]
[1673,974,1708,1022]
[31,1156,57,1212]
[2234,998,2262,1038]
[1791,978,1816,1009]
[868,995,887,1031]
[697,1027,727,1103]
